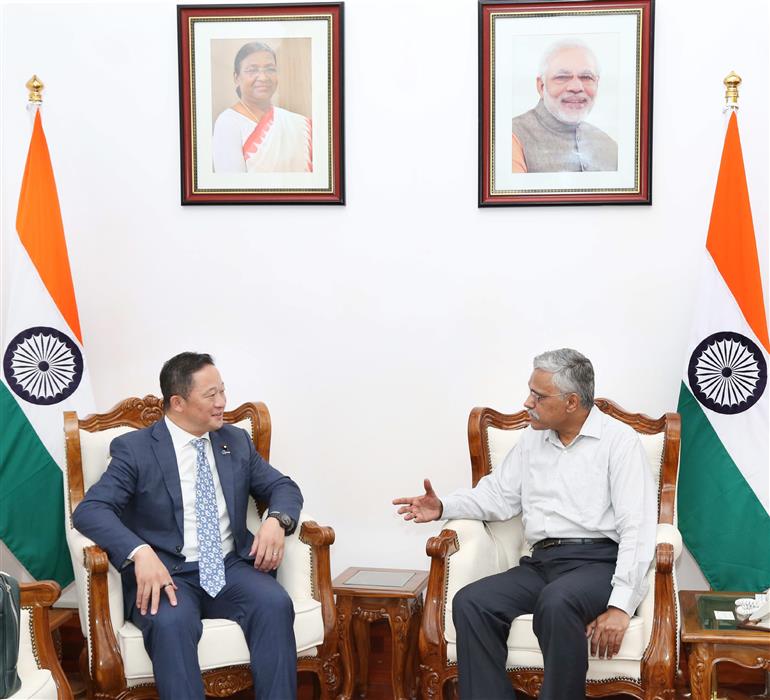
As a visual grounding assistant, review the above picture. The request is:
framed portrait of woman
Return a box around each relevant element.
[178,3,344,204]
[479,0,654,206]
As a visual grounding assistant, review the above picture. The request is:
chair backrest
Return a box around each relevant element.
[64,395,271,518]
[467,399,681,565]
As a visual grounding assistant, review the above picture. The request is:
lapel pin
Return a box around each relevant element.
[221,445,230,455]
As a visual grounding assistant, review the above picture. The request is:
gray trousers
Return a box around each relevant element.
[452,541,619,700]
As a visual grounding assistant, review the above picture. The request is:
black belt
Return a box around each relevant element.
[532,537,615,550]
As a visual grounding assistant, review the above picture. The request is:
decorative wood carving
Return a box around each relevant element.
[418,663,442,699]
[202,666,252,696]
[319,651,342,699]
[65,397,338,700]
[687,644,711,700]
[418,400,681,700]
[19,580,74,700]
[510,670,543,697]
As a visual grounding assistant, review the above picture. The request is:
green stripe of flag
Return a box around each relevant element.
[677,382,770,591]
[0,383,74,586]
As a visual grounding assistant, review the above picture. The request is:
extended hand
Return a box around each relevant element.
[392,478,442,523]
[133,546,177,615]
[250,517,286,572]
[586,607,630,659]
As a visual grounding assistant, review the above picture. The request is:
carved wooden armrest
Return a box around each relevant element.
[83,544,127,695]
[419,529,459,662]
[299,521,338,658]
[640,542,677,694]
[19,581,74,700]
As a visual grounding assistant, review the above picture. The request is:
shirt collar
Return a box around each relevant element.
[164,415,210,451]
[545,405,603,447]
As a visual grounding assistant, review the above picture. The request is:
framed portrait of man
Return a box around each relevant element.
[479,0,654,206]
[178,3,344,204]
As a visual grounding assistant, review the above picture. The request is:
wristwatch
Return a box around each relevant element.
[267,511,296,535]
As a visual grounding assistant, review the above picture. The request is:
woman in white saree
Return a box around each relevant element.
[213,41,312,173]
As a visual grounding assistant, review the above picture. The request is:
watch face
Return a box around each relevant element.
[271,512,292,529]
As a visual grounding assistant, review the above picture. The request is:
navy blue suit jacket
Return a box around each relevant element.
[72,419,303,581]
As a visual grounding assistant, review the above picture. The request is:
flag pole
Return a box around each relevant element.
[26,74,44,104]
[723,71,741,112]
[25,74,43,123]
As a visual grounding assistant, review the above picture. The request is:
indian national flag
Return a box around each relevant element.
[0,107,93,587]
[677,111,770,591]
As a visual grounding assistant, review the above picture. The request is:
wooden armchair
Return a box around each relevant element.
[62,396,341,699]
[418,399,682,700]
[17,580,73,700]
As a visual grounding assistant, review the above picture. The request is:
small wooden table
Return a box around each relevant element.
[333,567,428,700]
[679,590,770,700]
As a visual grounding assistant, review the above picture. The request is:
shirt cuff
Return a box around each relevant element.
[440,495,461,521]
[607,585,642,617]
[127,543,150,563]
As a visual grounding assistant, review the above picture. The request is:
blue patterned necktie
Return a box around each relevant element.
[191,438,226,597]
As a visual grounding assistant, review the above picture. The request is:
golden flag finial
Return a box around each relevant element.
[724,71,741,108]
[26,75,44,103]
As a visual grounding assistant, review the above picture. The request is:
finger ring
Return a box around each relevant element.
[163,582,173,588]
[272,551,278,557]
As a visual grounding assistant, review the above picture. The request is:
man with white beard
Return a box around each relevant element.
[511,41,618,173]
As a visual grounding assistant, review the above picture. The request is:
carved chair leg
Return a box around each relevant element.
[320,653,341,700]
[418,667,446,700]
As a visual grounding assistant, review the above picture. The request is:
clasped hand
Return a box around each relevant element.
[585,606,630,659]
[250,516,285,572]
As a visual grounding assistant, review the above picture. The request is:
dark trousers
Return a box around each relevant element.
[128,553,297,700]
[452,541,618,700]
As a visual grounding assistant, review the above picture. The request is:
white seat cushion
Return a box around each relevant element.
[446,609,645,655]
[11,671,58,699]
[14,610,58,699]
[119,598,324,683]
[446,612,645,681]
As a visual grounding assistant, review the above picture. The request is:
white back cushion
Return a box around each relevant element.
[486,427,528,561]
[486,426,523,472]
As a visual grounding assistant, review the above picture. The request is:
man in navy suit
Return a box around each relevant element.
[73,352,303,699]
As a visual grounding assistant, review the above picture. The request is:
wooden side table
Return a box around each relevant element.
[334,567,428,700]
[679,590,770,700]
[48,607,77,660]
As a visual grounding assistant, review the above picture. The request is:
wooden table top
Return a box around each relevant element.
[47,607,77,632]
[679,590,769,644]
[333,567,429,598]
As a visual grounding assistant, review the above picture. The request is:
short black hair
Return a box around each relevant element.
[160,352,215,410]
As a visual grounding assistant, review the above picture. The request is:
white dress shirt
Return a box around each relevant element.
[129,418,235,563]
[165,417,234,562]
[442,407,657,615]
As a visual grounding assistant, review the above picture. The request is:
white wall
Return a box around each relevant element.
[1,0,768,593]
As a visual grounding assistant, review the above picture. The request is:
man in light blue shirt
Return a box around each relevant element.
[394,348,657,699]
